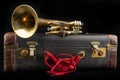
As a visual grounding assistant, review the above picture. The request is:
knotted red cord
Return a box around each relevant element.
[44,51,81,76]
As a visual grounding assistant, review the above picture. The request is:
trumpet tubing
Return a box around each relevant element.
[11,4,83,38]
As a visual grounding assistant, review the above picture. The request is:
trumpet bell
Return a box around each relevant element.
[11,4,38,38]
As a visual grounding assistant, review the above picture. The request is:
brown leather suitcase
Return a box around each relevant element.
[4,32,118,76]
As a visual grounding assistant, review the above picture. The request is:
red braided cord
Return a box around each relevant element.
[44,51,81,76]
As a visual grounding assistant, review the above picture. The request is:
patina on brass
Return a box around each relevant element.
[11,4,83,38]
[18,41,38,58]
[91,41,106,58]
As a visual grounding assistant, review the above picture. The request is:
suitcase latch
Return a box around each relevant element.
[91,41,106,58]
[18,41,38,58]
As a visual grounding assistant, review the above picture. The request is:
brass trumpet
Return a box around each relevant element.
[11,4,83,38]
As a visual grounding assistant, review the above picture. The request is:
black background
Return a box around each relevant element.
[0,0,120,80]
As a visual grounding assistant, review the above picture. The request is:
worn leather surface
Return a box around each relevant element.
[16,34,109,47]
[4,32,117,71]
[15,33,110,71]
[108,35,118,68]
[4,32,16,71]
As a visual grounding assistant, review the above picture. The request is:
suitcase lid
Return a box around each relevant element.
[16,33,109,47]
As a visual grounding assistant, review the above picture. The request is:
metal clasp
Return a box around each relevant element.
[27,41,38,57]
[91,41,106,58]
[77,51,85,58]
[18,41,38,58]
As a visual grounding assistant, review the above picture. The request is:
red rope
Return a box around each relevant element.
[44,51,81,76]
